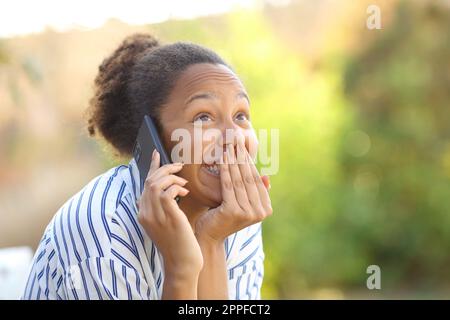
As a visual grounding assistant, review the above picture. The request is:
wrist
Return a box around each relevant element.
[195,230,225,248]
[162,273,199,300]
[164,256,203,280]
[164,264,201,282]
[196,234,226,260]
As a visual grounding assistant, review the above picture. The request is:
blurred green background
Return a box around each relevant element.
[1,0,449,299]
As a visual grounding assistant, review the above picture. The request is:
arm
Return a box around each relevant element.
[196,235,228,300]
[162,270,200,299]
[194,141,272,299]
[138,150,204,300]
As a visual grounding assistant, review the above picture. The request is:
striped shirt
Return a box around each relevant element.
[21,158,265,300]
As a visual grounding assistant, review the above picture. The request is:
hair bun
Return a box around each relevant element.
[86,33,159,156]
[97,33,159,75]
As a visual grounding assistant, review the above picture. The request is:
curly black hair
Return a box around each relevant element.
[84,33,230,157]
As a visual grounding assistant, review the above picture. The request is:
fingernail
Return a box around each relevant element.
[175,162,183,166]
[152,149,156,158]
[268,184,272,190]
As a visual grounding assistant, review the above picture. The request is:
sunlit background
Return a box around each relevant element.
[1,0,450,299]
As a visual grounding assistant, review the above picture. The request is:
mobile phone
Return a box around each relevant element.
[132,115,180,202]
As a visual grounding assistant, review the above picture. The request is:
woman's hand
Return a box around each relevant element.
[195,138,273,244]
[137,150,203,279]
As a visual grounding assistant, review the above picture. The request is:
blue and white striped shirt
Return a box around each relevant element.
[22,158,264,300]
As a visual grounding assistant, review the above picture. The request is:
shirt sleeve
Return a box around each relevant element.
[22,218,154,300]
[226,222,265,300]
[21,226,64,300]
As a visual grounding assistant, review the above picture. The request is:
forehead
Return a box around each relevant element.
[171,63,245,99]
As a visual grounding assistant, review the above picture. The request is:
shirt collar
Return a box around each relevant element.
[127,157,143,202]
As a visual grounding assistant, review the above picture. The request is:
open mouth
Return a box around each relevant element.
[202,163,220,177]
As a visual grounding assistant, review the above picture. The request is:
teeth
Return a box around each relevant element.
[205,164,219,175]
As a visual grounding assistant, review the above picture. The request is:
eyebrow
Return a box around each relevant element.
[237,91,251,105]
[184,91,250,107]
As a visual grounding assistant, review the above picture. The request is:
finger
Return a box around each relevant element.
[247,152,271,210]
[237,138,261,210]
[160,184,190,215]
[227,143,251,211]
[148,149,161,177]
[147,162,184,182]
[149,192,166,225]
[137,180,165,225]
[155,175,188,191]
[219,148,239,206]
[143,163,166,224]
[235,134,247,165]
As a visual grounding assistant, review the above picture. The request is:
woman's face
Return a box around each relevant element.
[159,63,258,208]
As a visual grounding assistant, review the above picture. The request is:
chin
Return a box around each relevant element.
[200,192,222,208]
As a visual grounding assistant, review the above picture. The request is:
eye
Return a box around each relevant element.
[193,113,212,123]
[235,112,250,122]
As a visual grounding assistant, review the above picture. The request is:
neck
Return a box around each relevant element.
[178,194,209,232]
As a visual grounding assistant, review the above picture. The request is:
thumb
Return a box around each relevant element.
[206,204,222,215]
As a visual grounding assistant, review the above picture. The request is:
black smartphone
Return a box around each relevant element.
[132,115,180,202]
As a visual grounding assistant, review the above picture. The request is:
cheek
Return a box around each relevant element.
[178,164,198,182]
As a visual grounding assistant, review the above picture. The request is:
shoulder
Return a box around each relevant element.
[24,161,151,299]
[47,163,134,263]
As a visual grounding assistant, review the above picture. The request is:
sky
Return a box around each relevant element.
[0,0,280,38]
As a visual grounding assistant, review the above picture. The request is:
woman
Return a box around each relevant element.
[22,33,272,300]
